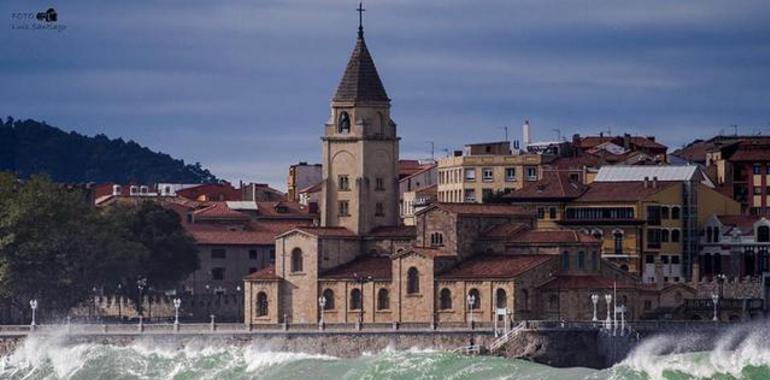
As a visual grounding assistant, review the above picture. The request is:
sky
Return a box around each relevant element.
[2,0,769,190]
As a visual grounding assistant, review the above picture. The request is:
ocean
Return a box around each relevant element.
[1,327,769,380]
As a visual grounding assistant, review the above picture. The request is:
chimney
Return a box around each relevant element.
[652,176,658,189]
[572,134,581,145]
[643,176,649,188]
[623,133,631,150]
[523,120,532,147]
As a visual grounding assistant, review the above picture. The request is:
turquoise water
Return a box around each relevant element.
[1,329,769,380]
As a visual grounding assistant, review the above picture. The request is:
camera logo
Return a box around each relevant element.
[36,8,57,23]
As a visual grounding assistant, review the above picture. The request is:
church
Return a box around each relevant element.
[242,18,672,328]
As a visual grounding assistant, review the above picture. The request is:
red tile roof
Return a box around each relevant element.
[576,136,667,151]
[439,255,552,279]
[575,181,677,203]
[415,184,438,196]
[727,144,770,162]
[548,155,604,170]
[320,256,392,280]
[505,171,586,200]
[431,203,535,217]
[538,275,639,290]
[193,202,250,220]
[508,229,601,244]
[369,225,417,238]
[289,226,358,238]
[254,201,313,219]
[244,265,280,281]
[481,223,530,239]
[298,181,322,194]
[186,220,300,246]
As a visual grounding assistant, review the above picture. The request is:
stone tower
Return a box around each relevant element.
[320,24,400,235]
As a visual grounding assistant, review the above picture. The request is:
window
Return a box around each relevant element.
[339,201,350,216]
[407,267,420,294]
[561,251,570,270]
[468,289,481,309]
[537,207,545,219]
[758,226,770,242]
[647,228,662,249]
[647,206,661,226]
[661,206,670,219]
[338,175,350,191]
[291,248,303,272]
[464,168,476,182]
[661,229,670,243]
[706,226,713,242]
[645,255,654,264]
[375,177,384,191]
[269,249,276,263]
[338,111,350,134]
[375,202,384,216]
[578,251,586,269]
[439,288,452,310]
[569,173,580,182]
[377,288,389,310]
[322,289,335,310]
[211,249,226,259]
[549,207,557,219]
[671,229,680,243]
[464,189,476,202]
[256,292,268,316]
[496,288,507,309]
[614,230,624,255]
[350,289,362,310]
[212,267,225,280]
[671,207,680,220]
[505,168,516,182]
[525,167,537,181]
[482,168,494,182]
[249,267,257,273]
[249,250,257,260]
[565,207,635,220]
[754,187,762,196]
[753,164,762,175]
[430,232,444,247]
[671,256,681,265]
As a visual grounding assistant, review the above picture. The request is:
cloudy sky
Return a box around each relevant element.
[2,1,769,189]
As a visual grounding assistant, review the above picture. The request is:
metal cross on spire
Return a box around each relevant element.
[357,2,365,38]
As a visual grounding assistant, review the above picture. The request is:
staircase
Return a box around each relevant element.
[487,322,526,353]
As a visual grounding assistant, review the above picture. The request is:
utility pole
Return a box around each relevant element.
[426,141,435,161]
[731,124,738,136]
[503,126,509,142]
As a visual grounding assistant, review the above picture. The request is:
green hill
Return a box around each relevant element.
[0,117,219,184]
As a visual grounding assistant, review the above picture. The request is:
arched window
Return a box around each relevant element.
[495,288,507,309]
[350,288,362,310]
[377,288,389,310]
[430,232,444,247]
[614,230,624,255]
[714,227,720,242]
[256,292,268,316]
[439,288,452,310]
[661,229,670,243]
[671,229,680,243]
[758,226,770,242]
[468,288,480,310]
[578,251,586,270]
[407,267,420,294]
[338,111,351,133]
[661,206,670,219]
[291,248,303,272]
[671,207,680,220]
[561,251,570,270]
[322,288,335,310]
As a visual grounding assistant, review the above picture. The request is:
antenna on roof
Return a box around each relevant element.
[731,124,738,136]
[502,126,509,142]
[425,141,435,161]
[552,128,562,141]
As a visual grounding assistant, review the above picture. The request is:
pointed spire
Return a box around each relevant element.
[332,3,389,103]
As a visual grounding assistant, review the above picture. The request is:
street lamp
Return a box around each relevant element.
[136,277,148,318]
[467,294,476,329]
[92,286,99,322]
[29,299,38,328]
[604,294,612,329]
[173,298,181,326]
[117,283,123,321]
[712,293,719,322]
[591,294,599,322]
[617,305,626,335]
[318,296,327,329]
[236,286,242,323]
[352,273,373,328]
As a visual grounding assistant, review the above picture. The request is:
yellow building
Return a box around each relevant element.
[437,142,549,203]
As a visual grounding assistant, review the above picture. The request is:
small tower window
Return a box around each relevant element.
[375,202,384,216]
[430,232,444,247]
[407,267,420,294]
[338,175,350,191]
[338,111,351,134]
[339,201,350,216]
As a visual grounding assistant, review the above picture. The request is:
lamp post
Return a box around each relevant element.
[318,296,326,329]
[617,305,626,335]
[236,286,243,323]
[136,277,148,319]
[92,286,99,322]
[604,294,612,329]
[352,273,373,329]
[173,298,181,327]
[712,293,719,322]
[29,299,38,329]
[591,294,599,322]
[467,294,476,329]
[117,283,123,321]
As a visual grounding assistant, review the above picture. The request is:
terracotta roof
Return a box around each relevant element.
[727,144,770,162]
[369,225,417,238]
[415,184,437,196]
[430,203,535,217]
[298,181,322,194]
[508,229,601,244]
[400,164,437,182]
[320,256,392,280]
[671,139,708,162]
[505,171,586,200]
[538,275,639,290]
[244,265,280,281]
[439,255,552,279]
[398,160,424,178]
[576,136,667,151]
[333,34,389,103]
[575,181,677,203]
[290,226,358,238]
[186,220,300,246]
[548,155,604,170]
[254,201,312,219]
[193,202,250,220]
[481,223,530,239]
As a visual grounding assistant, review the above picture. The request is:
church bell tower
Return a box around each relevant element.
[320,4,400,235]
